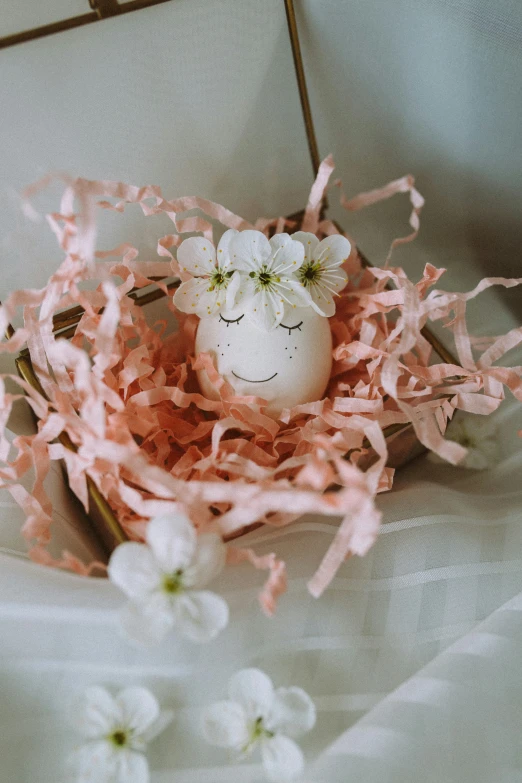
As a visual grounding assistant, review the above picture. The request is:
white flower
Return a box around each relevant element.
[230,230,311,331]
[429,413,500,469]
[108,514,229,645]
[202,668,316,782]
[68,685,173,783]
[292,231,351,317]
[173,229,241,317]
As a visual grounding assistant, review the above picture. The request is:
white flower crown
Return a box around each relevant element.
[173,229,351,331]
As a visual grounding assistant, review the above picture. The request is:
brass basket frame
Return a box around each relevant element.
[9,0,458,556]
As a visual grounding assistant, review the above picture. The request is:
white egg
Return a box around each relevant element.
[195,307,333,418]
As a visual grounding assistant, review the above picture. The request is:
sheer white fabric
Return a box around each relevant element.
[0,401,521,781]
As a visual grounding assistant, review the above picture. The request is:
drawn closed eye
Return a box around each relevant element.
[279,320,303,335]
[219,314,244,326]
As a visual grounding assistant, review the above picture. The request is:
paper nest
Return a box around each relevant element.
[1,156,521,609]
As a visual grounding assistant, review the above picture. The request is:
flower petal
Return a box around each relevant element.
[261,734,305,782]
[268,234,305,274]
[140,709,175,745]
[108,543,162,601]
[146,513,197,574]
[201,700,250,749]
[314,234,351,269]
[246,290,286,331]
[268,687,316,738]
[233,275,256,309]
[307,282,337,317]
[177,237,216,276]
[462,437,499,469]
[71,687,120,739]
[113,749,150,783]
[272,277,314,322]
[228,668,274,722]
[216,228,239,270]
[183,533,227,589]
[172,590,229,643]
[444,415,500,470]
[229,230,271,272]
[173,278,215,316]
[120,594,175,647]
[277,277,313,309]
[292,231,319,265]
[322,266,348,293]
[225,270,242,311]
[68,740,116,783]
[197,286,229,318]
[116,687,160,738]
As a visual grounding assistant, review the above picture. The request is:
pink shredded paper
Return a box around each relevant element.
[1,157,521,608]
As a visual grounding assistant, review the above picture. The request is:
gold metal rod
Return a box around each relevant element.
[17,279,180,358]
[15,351,125,556]
[0,12,98,49]
[419,326,458,366]
[284,0,322,176]
[0,0,174,50]
[89,0,122,19]
[51,279,179,329]
[0,301,15,341]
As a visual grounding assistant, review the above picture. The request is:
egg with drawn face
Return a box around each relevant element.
[195,306,333,418]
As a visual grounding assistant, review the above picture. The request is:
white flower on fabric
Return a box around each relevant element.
[430,413,500,470]
[68,685,173,783]
[108,514,229,645]
[173,229,241,317]
[229,230,310,331]
[202,668,316,782]
[292,231,351,317]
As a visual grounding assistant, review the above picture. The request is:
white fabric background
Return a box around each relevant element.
[0,1,521,781]
[1,401,521,782]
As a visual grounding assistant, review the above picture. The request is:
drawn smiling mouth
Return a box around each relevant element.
[232,371,278,384]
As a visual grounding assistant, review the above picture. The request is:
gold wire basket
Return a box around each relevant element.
[11,0,458,559]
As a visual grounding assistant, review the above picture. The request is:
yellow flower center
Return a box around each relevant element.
[299,261,322,286]
[250,266,280,292]
[110,730,128,748]
[162,570,184,594]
